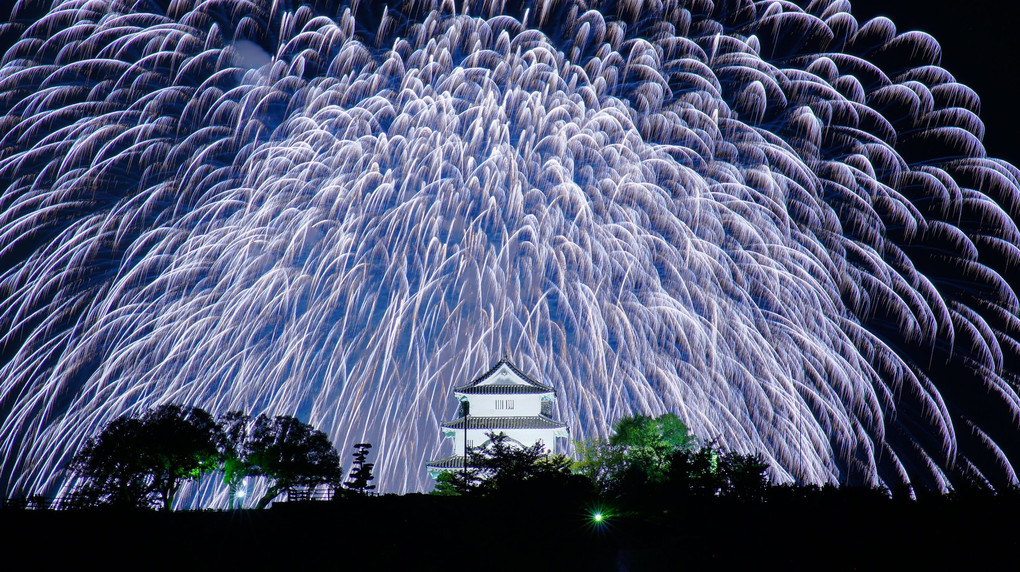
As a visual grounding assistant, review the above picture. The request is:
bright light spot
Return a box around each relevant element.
[592,512,603,523]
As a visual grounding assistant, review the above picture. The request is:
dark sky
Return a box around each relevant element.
[850,0,1020,166]
[2,1,1016,164]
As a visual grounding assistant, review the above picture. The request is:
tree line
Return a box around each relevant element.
[435,412,1020,507]
[76,407,990,512]
[68,404,374,511]
[67,407,761,510]
[433,413,771,503]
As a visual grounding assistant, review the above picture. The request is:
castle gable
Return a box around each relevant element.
[454,358,553,393]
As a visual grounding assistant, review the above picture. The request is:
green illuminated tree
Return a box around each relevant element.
[575,413,771,498]
[611,413,697,464]
[431,469,474,496]
[245,414,343,508]
[572,437,629,491]
[574,413,697,491]
[217,410,251,509]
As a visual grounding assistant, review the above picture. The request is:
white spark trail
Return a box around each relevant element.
[1,0,1018,505]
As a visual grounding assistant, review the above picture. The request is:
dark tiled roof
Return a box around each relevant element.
[454,358,554,392]
[441,416,568,430]
[455,384,552,395]
[425,455,468,470]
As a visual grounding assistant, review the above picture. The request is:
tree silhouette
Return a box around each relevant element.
[343,443,376,495]
[667,445,725,497]
[68,407,345,510]
[143,405,221,510]
[70,404,221,510]
[663,443,772,500]
[717,450,771,501]
[434,432,572,495]
[70,416,154,509]
[245,414,343,508]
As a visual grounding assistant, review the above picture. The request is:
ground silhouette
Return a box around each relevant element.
[3,485,1018,570]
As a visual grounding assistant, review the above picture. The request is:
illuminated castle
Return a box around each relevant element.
[426,358,569,477]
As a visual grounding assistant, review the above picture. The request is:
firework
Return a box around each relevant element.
[1,0,1017,505]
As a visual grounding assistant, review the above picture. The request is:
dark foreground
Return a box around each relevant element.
[3,489,1018,570]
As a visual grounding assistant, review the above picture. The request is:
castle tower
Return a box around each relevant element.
[426,358,569,477]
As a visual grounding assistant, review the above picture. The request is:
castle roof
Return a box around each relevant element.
[455,384,552,395]
[441,415,568,431]
[453,358,554,393]
[425,455,467,471]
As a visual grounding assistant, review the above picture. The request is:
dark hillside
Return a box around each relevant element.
[4,489,1017,570]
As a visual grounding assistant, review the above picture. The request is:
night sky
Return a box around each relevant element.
[2,0,1020,502]
[2,1,1017,159]
[852,0,1020,166]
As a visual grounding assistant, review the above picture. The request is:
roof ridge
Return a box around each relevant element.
[439,415,568,429]
[455,357,552,390]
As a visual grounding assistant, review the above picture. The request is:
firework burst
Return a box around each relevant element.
[1,0,1018,505]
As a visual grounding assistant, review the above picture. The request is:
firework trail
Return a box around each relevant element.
[1,0,1018,505]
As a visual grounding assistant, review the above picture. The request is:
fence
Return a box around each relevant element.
[283,485,336,502]
[4,484,376,509]
[2,494,87,510]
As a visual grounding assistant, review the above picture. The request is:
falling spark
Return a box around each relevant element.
[1,0,1018,506]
